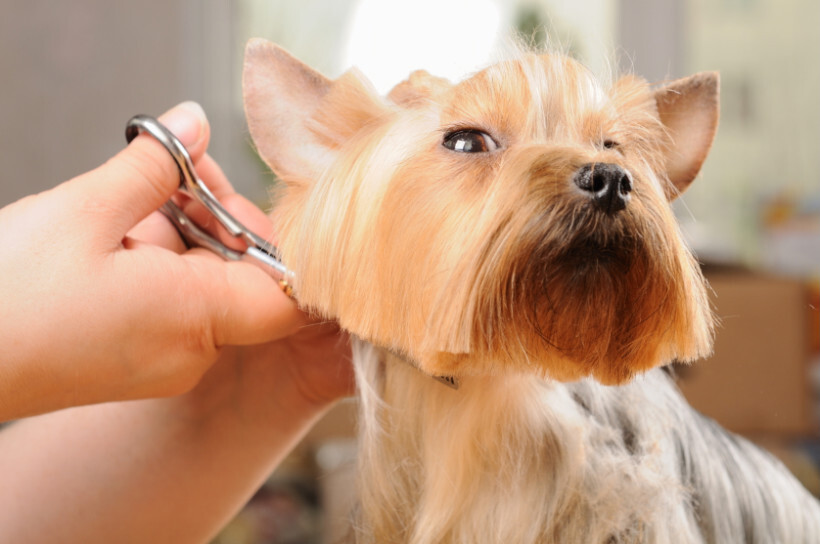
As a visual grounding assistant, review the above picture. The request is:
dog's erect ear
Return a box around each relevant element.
[243,39,333,181]
[388,70,452,106]
[654,72,719,198]
[243,39,385,182]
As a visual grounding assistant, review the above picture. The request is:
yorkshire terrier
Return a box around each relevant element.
[243,38,820,543]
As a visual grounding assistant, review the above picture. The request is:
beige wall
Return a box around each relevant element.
[1,2,185,206]
[0,1,264,208]
[681,0,820,265]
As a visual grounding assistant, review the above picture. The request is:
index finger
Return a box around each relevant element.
[70,102,211,238]
[182,152,277,250]
[194,153,236,201]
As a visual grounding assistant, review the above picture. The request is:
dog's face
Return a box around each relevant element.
[243,39,718,384]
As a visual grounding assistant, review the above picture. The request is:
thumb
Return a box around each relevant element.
[74,102,211,237]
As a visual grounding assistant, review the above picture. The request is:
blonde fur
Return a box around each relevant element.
[242,39,820,543]
[263,48,713,384]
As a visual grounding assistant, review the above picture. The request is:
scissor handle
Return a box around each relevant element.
[125,114,293,289]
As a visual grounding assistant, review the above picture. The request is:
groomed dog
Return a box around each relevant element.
[243,39,820,543]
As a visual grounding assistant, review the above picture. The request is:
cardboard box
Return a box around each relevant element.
[676,267,817,437]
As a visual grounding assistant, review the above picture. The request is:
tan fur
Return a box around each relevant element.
[352,348,709,543]
[245,41,716,385]
[241,40,747,543]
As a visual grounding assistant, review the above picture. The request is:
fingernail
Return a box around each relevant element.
[160,101,207,147]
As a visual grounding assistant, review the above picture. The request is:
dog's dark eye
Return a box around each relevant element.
[443,130,498,153]
[603,139,620,150]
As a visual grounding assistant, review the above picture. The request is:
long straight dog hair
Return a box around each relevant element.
[243,39,820,543]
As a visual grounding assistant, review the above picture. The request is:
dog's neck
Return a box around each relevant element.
[351,346,700,543]
[353,344,592,542]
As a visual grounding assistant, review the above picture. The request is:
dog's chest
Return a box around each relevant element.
[351,346,685,543]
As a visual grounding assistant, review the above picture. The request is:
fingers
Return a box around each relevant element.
[125,150,243,252]
[189,251,309,346]
[72,102,211,238]
[221,194,274,240]
[194,154,235,200]
[125,211,188,253]
[177,152,275,252]
[181,192,275,253]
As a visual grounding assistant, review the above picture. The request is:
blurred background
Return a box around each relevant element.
[2,1,818,542]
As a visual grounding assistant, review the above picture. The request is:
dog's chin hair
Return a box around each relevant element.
[351,340,820,544]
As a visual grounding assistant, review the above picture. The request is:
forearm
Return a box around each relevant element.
[0,375,333,544]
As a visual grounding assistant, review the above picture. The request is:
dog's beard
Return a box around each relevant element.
[522,229,655,376]
[459,191,705,384]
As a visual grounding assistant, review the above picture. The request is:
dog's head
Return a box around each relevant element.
[243,39,718,384]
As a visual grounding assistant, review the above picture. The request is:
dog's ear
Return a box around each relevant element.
[654,72,719,198]
[388,70,452,106]
[243,39,332,182]
[242,39,385,182]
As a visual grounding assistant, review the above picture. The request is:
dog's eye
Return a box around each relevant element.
[603,139,620,150]
[443,130,498,153]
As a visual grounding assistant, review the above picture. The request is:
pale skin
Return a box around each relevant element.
[0,102,353,542]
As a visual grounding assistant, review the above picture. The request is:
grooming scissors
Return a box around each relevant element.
[125,115,457,388]
[124,115,294,296]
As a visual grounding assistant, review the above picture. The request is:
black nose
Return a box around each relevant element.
[573,163,633,214]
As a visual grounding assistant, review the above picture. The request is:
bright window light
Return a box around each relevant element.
[344,0,502,95]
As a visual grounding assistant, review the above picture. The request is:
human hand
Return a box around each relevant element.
[125,120,356,419]
[0,102,318,420]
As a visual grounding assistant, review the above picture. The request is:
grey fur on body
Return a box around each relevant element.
[350,340,820,544]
